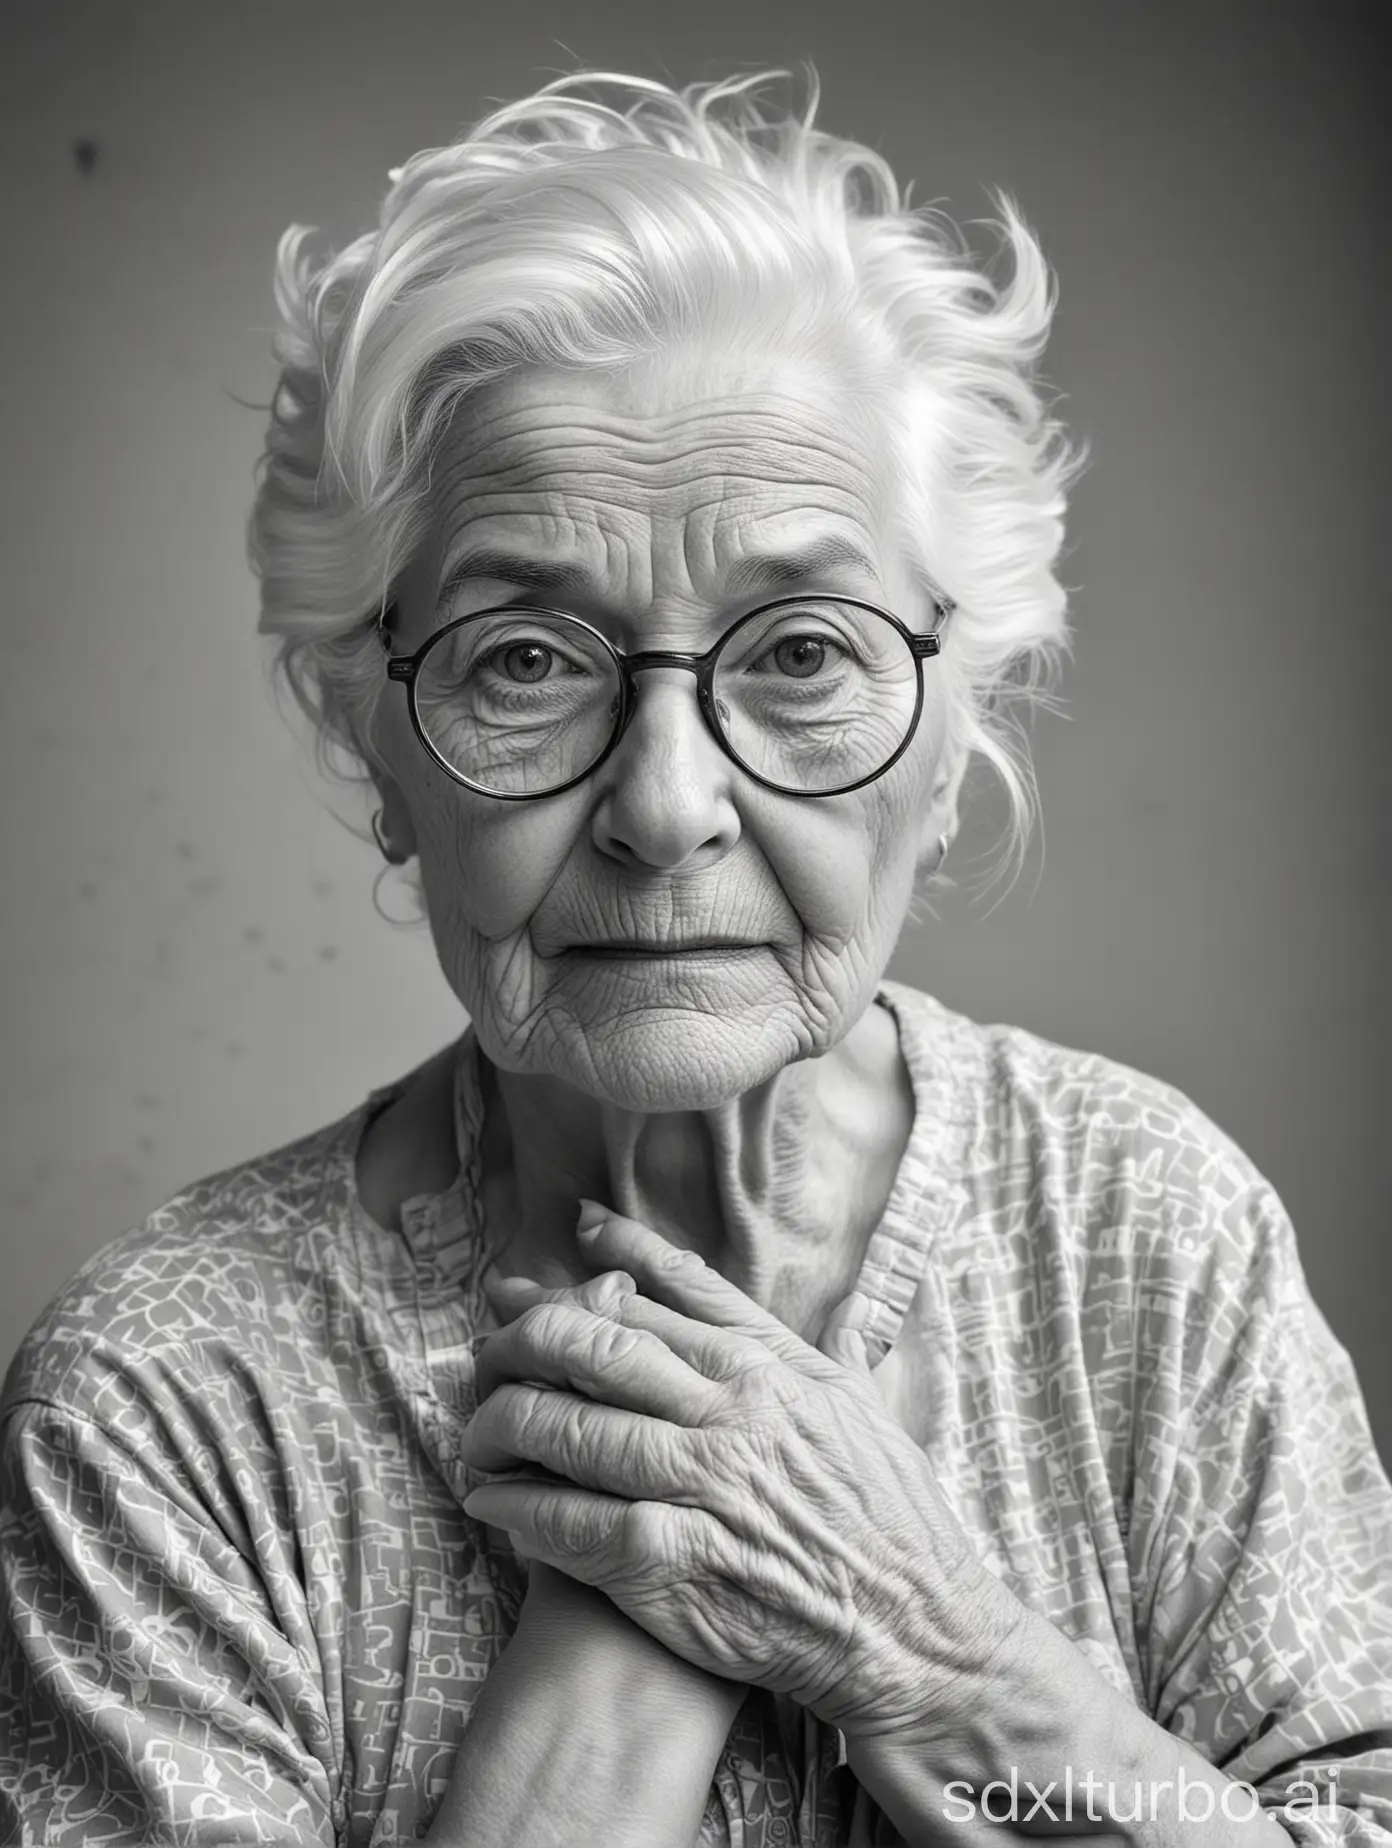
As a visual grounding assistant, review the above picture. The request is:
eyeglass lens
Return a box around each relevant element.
[411,603,921,797]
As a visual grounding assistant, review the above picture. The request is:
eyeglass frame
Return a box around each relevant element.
[375,587,953,801]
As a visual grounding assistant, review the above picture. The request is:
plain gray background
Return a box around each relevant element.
[1,0,1387,1465]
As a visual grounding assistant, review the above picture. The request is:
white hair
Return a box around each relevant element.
[248,66,1085,892]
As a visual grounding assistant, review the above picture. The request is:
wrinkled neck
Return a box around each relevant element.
[477,1000,911,1337]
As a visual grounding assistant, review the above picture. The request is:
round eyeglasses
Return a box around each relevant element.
[376,591,952,801]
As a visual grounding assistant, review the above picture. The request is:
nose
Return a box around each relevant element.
[591,670,741,872]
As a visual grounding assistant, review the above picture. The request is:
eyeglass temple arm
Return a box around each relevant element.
[375,604,415,681]
[912,590,955,657]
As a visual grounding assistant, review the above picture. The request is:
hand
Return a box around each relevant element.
[482,1269,748,1709]
[480,1266,640,1632]
[462,1208,1030,1745]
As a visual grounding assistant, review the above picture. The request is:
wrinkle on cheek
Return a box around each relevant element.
[761,823,875,956]
[485,932,548,1029]
[407,789,588,1049]
[417,794,585,941]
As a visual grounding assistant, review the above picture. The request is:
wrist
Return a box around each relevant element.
[826,1556,1040,1754]
[842,1600,1067,1778]
[839,1611,1105,1847]
[844,1613,1292,1848]
[516,1564,747,1727]
[424,1568,744,1847]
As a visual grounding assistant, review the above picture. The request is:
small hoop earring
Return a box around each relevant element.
[371,860,420,927]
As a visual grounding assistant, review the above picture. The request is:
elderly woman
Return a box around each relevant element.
[2,67,1389,1848]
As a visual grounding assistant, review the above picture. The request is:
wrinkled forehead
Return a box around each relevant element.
[421,357,904,590]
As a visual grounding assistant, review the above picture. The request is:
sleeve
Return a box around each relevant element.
[0,1396,337,1846]
[1128,1169,1392,1846]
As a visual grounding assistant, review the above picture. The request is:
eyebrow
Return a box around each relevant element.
[433,535,883,613]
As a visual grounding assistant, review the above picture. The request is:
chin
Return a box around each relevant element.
[579,1015,804,1112]
[489,952,818,1111]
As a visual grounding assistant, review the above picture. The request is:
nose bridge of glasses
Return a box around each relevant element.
[615,653,720,742]
[622,647,709,678]
[615,649,715,729]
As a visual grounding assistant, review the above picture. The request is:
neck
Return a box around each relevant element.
[477,998,912,1341]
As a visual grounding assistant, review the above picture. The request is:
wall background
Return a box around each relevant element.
[1,0,1386,1463]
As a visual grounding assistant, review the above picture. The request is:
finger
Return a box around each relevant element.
[615,1294,775,1383]
[484,1270,635,1328]
[462,1474,630,1571]
[460,1382,691,1498]
[474,1298,721,1422]
[605,1290,867,1392]
[462,1480,711,1609]
[576,1203,844,1380]
[815,1291,875,1377]
[576,1203,796,1344]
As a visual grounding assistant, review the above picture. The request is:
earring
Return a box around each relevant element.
[371,860,421,927]
[370,806,418,924]
[371,807,407,867]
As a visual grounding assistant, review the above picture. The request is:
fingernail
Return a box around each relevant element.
[576,1198,608,1242]
[484,1274,538,1298]
[464,1484,514,1526]
[838,1289,872,1332]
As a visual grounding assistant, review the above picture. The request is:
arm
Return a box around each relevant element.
[846,1176,1392,1847]
[1128,1181,1392,1842]
[422,1564,745,1848]
[1,1398,336,1845]
[843,1611,1300,1847]
[422,1267,746,1846]
[2,1274,741,1848]
[464,1203,1392,1848]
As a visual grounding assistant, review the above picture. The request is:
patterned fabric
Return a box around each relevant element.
[2,981,1390,1846]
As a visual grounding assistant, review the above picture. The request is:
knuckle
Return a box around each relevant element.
[577,1273,633,1320]
[575,1276,612,1312]
[519,1300,574,1344]
[722,1360,799,1423]
[619,1498,676,1572]
[516,1302,552,1342]
[654,1244,706,1279]
[562,1398,608,1477]
[581,1268,631,1301]
[590,1320,642,1366]
[495,1379,537,1429]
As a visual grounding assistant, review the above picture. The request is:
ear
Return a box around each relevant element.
[916,746,967,875]
[369,769,419,865]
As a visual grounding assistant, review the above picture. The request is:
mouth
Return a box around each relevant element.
[568,941,767,959]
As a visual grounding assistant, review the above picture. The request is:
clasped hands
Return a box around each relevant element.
[461,1204,1032,1748]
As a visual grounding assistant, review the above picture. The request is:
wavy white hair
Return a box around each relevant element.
[248,66,1085,892]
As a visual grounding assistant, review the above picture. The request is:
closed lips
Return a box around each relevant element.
[572,940,763,954]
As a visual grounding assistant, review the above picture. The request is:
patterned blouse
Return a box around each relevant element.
[2,981,1390,1847]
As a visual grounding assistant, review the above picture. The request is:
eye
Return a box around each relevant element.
[770,635,829,678]
[488,640,563,683]
[744,629,853,679]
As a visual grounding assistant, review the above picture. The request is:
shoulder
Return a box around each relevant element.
[1,1088,391,1427]
[884,977,1266,1174]
[883,979,1291,1286]
[885,983,1337,1453]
